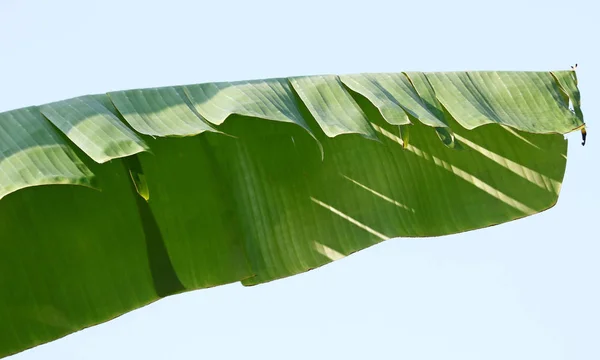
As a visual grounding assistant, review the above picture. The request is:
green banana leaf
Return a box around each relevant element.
[0,70,585,358]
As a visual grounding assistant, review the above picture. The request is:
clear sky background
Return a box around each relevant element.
[1,0,598,359]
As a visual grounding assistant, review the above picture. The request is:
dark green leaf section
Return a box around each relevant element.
[135,135,254,289]
[228,114,567,284]
[0,70,585,358]
[0,159,158,357]
[123,155,185,297]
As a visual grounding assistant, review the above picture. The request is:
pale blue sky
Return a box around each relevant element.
[1,0,598,359]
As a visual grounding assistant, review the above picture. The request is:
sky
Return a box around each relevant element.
[1,0,598,359]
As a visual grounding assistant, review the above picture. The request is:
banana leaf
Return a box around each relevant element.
[0,70,585,358]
